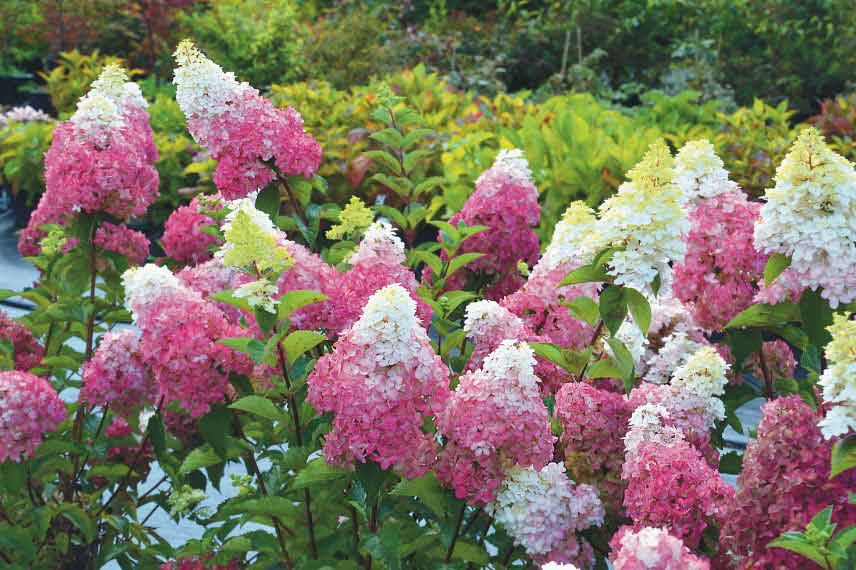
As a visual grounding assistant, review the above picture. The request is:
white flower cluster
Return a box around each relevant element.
[463,300,525,340]
[624,404,684,455]
[645,332,706,385]
[477,148,534,190]
[490,462,604,557]
[349,221,406,266]
[541,564,580,570]
[122,264,196,322]
[71,64,144,139]
[818,315,856,439]
[608,319,649,367]
[2,105,51,124]
[234,279,279,313]
[481,340,541,406]
[352,284,419,366]
[754,128,856,307]
[173,39,251,120]
[221,193,278,237]
[536,201,599,272]
[595,141,688,294]
[670,346,729,423]
[674,139,739,204]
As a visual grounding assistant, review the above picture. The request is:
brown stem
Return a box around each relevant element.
[445,503,467,562]
[758,345,775,400]
[579,319,606,380]
[98,397,164,517]
[501,545,516,566]
[73,404,110,482]
[461,506,483,536]
[265,160,308,228]
[137,474,168,503]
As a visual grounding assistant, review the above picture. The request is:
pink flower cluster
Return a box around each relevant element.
[502,259,596,351]
[609,526,710,570]
[0,371,66,462]
[673,190,766,330]
[622,438,733,548]
[719,396,856,569]
[161,194,224,264]
[554,382,632,515]
[0,311,44,371]
[177,259,251,324]
[20,67,158,256]
[173,41,320,200]
[433,149,540,300]
[332,222,431,335]
[94,222,150,265]
[277,238,340,331]
[463,300,567,394]
[124,265,252,417]
[437,340,555,504]
[102,417,152,482]
[81,330,155,417]
[307,285,450,479]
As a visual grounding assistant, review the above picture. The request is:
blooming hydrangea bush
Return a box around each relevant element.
[0,42,853,570]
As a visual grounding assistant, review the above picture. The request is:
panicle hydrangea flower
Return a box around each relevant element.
[752,266,804,305]
[93,222,150,265]
[719,396,855,569]
[754,128,856,307]
[622,404,686,458]
[307,285,450,478]
[621,435,734,548]
[501,202,598,350]
[20,65,159,256]
[161,193,224,264]
[2,105,51,124]
[0,311,44,371]
[490,463,604,564]
[673,187,766,331]
[554,382,632,515]
[818,315,856,439]
[123,264,252,417]
[595,140,688,294]
[669,346,729,420]
[673,139,739,204]
[173,40,321,199]
[326,196,374,240]
[0,371,66,462]
[333,221,430,335]
[433,149,541,299]
[437,340,555,504]
[743,339,796,386]
[275,238,340,331]
[609,526,710,570]
[644,331,707,385]
[177,258,252,325]
[81,330,154,416]
[463,300,567,394]
[216,197,293,275]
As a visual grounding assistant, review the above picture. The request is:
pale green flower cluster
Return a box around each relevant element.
[218,201,293,276]
[818,314,856,439]
[326,196,374,240]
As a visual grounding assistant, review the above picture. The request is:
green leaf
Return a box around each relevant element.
[219,337,266,363]
[0,526,35,563]
[799,289,833,348]
[413,176,445,196]
[255,184,280,219]
[447,253,484,276]
[255,307,276,336]
[54,504,96,542]
[364,150,401,174]
[764,253,791,286]
[563,296,599,327]
[292,457,350,490]
[277,290,328,321]
[283,330,326,364]
[452,541,488,565]
[599,286,628,336]
[586,358,623,380]
[199,405,233,458]
[370,128,404,149]
[371,173,412,196]
[229,395,284,422]
[390,472,453,519]
[180,446,224,475]
[222,496,302,521]
[831,436,856,478]
[768,533,827,566]
[212,289,252,313]
[624,287,652,335]
[403,149,432,173]
[719,451,744,475]
[559,263,609,287]
[373,205,407,229]
[413,250,442,276]
[724,303,801,329]
[428,220,460,243]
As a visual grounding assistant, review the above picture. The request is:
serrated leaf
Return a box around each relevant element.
[724,303,801,329]
[764,253,791,286]
[559,263,609,287]
[283,330,326,364]
[291,457,350,490]
[229,395,284,422]
[447,253,484,276]
[767,534,826,566]
[624,287,652,335]
[277,290,327,321]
